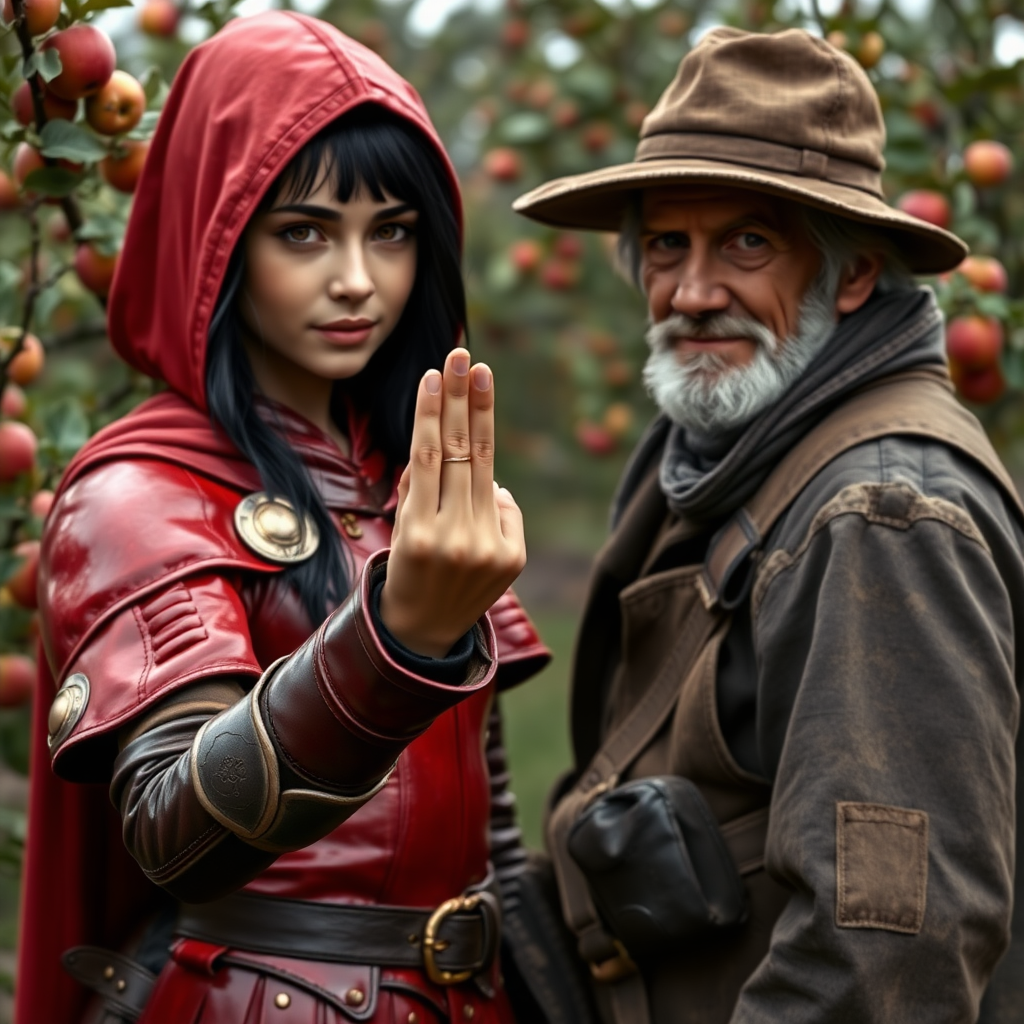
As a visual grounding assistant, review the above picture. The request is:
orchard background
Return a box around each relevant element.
[1,0,1023,1005]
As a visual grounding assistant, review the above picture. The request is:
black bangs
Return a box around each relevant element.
[206,103,465,627]
[262,103,448,212]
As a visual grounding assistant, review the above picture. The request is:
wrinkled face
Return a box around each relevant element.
[638,185,839,434]
[241,170,418,384]
[640,185,823,368]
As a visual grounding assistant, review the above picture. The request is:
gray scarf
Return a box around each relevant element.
[612,287,947,527]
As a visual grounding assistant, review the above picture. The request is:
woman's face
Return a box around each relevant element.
[241,170,419,386]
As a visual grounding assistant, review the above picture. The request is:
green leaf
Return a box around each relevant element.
[33,284,63,329]
[39,120,108,163]
[129,110,160,138]
[0,121,26,142]
[499,112,550,145]
[22,165,83,197]
[0,262,20,299]
[78,0,133,12]
[35,48,62,84]
[140,66,166,106]
[42,396,90,457]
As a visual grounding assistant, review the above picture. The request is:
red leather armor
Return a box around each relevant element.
[31,450,548,1023]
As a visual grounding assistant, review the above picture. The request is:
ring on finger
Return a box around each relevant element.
[442,456,472,463]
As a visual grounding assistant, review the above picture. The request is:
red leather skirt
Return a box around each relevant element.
[139,940,517,1024]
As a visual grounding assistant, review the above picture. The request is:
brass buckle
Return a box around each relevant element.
[422,893,482,985]
[589,940,638,984]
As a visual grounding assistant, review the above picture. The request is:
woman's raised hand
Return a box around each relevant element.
[380,348,527,659]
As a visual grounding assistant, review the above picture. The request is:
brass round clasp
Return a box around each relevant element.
[234,492,319,565]
[47,673,90,752]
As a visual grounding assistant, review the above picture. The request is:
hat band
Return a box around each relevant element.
[635,132,884,199]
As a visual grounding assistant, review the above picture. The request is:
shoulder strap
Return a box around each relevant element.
[701,370,1023,607]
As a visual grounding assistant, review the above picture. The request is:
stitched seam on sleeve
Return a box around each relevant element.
[752,482,990,622]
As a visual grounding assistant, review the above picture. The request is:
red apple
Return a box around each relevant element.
[29,489,54,519]
[509,239,543,273]
[964,140,1013,187]
[483,147,522,183]
[586,332,617,357]
[74,243,118,297]
[2,0,60,36]
[896,189,951,229]
[12,144,44,190]
[13,80,78,127]
[540,259,580,290]
[7,540,39,609]
[603,402,633,438]
[957,255,1008,294]
[952,363,1006,404]
[554,234,584,261]
[41,24,117,101]
[552,99,580,128]
[46,210,71,242]
[0,171,17,212]
[526,79,555,110]
[0,421,37,480]
[86,70,146,135]
[625,101,650,130]
[857,31,885,69]
[604,359,632,387]
[946,315,1003,369]
[575,421,616,456]
[99,139,149,193]
[0,384,26,420]
[0,654,35,708]
[657,10,688,36]
[502,19,529,48]
[582,121,614,154]
[138,0,179,36]
[0,329,45,386]
[910,99,942,131]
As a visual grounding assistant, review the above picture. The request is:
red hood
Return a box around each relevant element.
[107,11,462,411]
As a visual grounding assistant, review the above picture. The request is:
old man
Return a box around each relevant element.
[513,27,1024,1024]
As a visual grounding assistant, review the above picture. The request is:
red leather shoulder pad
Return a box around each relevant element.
[489,589,552,690]
[40,458,278,683]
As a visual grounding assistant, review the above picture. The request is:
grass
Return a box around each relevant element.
[499,607,580,851]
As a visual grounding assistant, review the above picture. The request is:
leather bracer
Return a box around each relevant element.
[191,668,390,854]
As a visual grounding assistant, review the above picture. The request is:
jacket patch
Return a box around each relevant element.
[752,482,988,620]
[137,583,208,664]
[835,801,928,934]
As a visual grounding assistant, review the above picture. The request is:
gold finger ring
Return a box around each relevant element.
[442,456,472,463]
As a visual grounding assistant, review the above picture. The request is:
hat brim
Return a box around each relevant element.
[512,158,967,275]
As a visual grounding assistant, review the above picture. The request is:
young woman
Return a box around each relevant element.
[16,12,549,1024]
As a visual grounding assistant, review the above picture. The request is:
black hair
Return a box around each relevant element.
[205,104,466,625]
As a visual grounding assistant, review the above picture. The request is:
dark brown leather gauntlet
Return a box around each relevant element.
[113,551,496,900]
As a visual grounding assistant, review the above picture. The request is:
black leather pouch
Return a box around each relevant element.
[566,776,748,961]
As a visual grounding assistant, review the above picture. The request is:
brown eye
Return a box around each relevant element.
[375,223,410,242]
[282,225,317,244]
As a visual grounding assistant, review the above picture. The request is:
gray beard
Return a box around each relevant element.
[641,273,838,435]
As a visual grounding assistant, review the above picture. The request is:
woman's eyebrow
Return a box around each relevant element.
[374,203,416,220]
[269,203,341,221]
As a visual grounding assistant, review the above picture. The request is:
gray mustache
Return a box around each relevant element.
[646,314,778,353]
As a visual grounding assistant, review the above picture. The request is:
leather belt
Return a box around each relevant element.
[176,885,501,986]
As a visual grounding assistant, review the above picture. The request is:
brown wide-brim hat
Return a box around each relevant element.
[513,27,967,275]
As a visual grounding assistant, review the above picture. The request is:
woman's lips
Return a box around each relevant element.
[314,320,377,346]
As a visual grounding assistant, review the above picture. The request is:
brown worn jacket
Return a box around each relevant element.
[558,293,1024,1024]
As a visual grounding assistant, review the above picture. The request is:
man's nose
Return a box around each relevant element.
[667,258,730,319]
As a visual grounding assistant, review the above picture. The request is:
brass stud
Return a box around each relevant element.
[345,988,365,1006]
[407,933,419,945]
[102,965,114,980]
[463,1006,476,1021]
[340,512,364,539]
[274,992,291,1009]
[115,979,127,993]
[407,1014,419,1024]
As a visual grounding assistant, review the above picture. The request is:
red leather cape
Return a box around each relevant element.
[15,15,488,1022]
